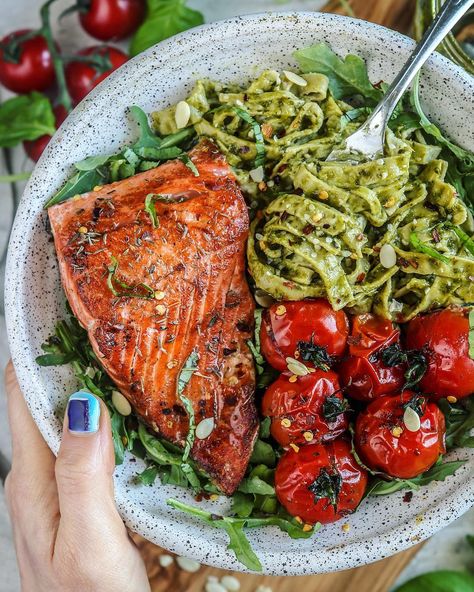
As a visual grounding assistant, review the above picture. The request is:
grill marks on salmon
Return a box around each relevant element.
[48,139,258,494]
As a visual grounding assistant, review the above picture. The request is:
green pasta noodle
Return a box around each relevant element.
[152,66,474,321]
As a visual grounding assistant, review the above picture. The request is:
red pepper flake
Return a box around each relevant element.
[432,228,441,243]
[409,259,419,269]
[398,256,410,268]
[303,224,315,235]
[403,491,413,503]
[356,273,366,283]
[373,80,384,89]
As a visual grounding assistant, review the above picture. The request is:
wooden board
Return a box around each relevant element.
[133,1,421,590]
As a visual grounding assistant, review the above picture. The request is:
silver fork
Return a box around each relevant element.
[326,0,474,163]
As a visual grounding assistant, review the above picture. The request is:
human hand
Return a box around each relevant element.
[4,361,151,592]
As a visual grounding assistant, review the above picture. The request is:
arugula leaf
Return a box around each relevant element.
[111,411,126,464]
[0,92,56,148]
[144,193,160,227]
[74,154,111,171]
[130,105,163,150]
[167,498,317,571]
[446,223,474,258]
[294,43,383,103]
[439,398,474,449]
[231,492,255,518]
[44,168,106,208]
[393,571,474,592]
[238,476,275,496]
[137,465,159,485]
[367,459,466,496]
[412,75,474,168]
[130,0,204,57]
[249,439,276,467]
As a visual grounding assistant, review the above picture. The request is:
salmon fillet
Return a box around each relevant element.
[48,139,258,494]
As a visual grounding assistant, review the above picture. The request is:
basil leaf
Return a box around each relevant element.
[393,571,474,592]
[45,168,106,208]
[130,0,204,57]
[409,231,450,264]
[0,92,56,148]
[232,106,265,168]
[294,43,383,104]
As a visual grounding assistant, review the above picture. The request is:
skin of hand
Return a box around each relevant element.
[4,361,151,592]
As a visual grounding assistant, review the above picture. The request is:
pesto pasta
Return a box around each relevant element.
[152,67,474,322]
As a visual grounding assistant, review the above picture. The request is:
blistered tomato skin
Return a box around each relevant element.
[339,314,405,401]
[355,391,446,479]
[275,439,368,524]
[261,370,348,447]
[260,299,349,372]
[406,307,474,400]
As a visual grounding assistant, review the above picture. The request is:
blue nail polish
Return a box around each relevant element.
[67,392,100,433]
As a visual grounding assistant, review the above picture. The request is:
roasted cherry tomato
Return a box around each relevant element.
[355,391,446,479]
[275,439,367,524]
[23,105,68,162]
[65,45,128,104]
[79,0,146,42]
[338,314,405,401]
[262,370,348,447]
[0,30,55,93]
[260,299,349,372]
[406,307,474,400]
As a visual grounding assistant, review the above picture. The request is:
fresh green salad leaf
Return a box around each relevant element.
[439,398,474,449]
[366,459,466,496]
[393,571,474,592]
[167,498,317,571]
[294,43,383,103]
[469,309,474,361]
[130,0,204,57]
[45,106,197,209]
[0,92,56,148]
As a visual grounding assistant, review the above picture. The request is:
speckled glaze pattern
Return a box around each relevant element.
[5,12,474,576]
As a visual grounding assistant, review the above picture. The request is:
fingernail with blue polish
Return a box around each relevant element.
[67,392,100,434]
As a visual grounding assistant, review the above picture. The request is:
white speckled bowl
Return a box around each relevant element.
[5,12,474,576]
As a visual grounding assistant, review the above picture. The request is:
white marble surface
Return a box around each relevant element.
[1,1,473,590]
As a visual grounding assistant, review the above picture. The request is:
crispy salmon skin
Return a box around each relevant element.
[48,139,258,494]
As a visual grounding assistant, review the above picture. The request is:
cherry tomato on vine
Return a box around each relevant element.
[0,30,56,93]
[406,307,474,400]
[79,0,146,42]
[23,105,68,162]
[338,314,405,401]
[260,299,349,373]
[65,45,128,104]
[275,439,368,524]
[355,391,445,479]
[262,370,348,447]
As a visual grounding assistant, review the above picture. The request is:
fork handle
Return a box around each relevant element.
[363,0,474,139]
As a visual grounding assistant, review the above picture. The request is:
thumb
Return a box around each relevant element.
[55,392,123,539]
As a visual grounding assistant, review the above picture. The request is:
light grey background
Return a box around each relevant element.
[0,1,473,590]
